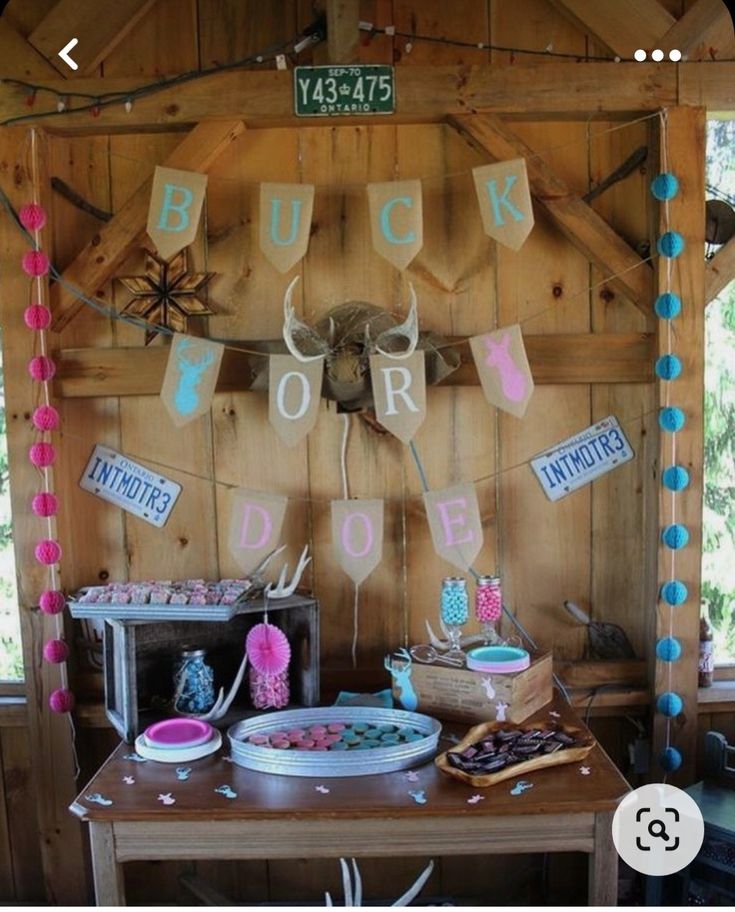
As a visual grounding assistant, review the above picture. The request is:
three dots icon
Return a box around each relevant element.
[635,48,682,61]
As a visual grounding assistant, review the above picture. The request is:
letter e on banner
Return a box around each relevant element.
[160,334,224,428]
[369,350,426,444]
[367,180,423,270]
[268,354,324,447]
[472,158,534,251]
[147,166,208,260]
[228,489,288,574]
[260,182,315,273]
[469,324,534,418]
[331,499,384,584]
[423,483,483,571]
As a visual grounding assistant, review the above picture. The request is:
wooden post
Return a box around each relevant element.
[652,107,706,785]
[314,0,360,64]
[0,127,88,901]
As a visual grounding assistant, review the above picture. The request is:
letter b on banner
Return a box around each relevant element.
[228,489,287,574]
[331,499,384,584]
[147,166,208,260]
[268,355,324,447]
[369,351,426,444]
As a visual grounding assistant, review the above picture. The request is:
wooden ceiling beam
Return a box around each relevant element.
[0,18,61,80]
[549,0,675,57]
[705,235,735,304]
[50,120,245,331]
[28,0,158,77]
[448,114,654,318]
[658,0,735,61]
[54,333,655,398]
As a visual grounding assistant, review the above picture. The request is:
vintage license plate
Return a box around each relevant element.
[79,444,181,527]
[294,65,395,117]
[530,416,635,502]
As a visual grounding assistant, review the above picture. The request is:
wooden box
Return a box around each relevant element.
[392,652,552,725]
[104,593,319,742]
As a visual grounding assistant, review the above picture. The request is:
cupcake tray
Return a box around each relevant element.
[228,706,442,777]
[68,586,252,622]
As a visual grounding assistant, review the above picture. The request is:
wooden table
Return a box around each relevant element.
[70,701,629,906]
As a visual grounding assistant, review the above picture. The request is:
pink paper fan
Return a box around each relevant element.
[246,622,291,676]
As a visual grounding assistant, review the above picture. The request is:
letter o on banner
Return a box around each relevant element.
[331,499,384,584]
[268,354,324,447]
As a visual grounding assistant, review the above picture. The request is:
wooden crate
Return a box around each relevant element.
[392,652,552,725]
[104,594,319,741]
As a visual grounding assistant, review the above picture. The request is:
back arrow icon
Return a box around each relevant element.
[58,38,79,71]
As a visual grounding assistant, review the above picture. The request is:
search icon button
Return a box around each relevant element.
[648,819,670,841]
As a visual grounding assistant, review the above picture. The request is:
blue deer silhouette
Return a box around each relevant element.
[385,648,418,712]
[174,338,216,416]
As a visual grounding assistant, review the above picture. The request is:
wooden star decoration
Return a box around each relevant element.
[116,248,215,344]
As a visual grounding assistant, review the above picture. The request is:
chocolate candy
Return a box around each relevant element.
[447,725,578,775]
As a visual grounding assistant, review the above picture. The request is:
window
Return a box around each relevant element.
[702,118,735,664]
[0,332,22,680]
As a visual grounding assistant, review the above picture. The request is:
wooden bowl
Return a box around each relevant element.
[435,719,596,789]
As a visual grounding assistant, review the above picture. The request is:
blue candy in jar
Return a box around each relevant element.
[173,647,216,714]
[441,577,469,626]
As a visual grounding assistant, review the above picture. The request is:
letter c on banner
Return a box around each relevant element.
[380,197,416,245]
[239,503,272,550]
[341,511,374,558]
[276,370,311,421]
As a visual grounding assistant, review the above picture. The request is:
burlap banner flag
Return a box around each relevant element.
[469,324,534,418]
[367,180,423,270]
[160,334,225,428]
[260,182,315,273]
[472,158,534,251]
[229,489,288,574]
[147,166,208,260]
[369,350,426,444]
[268,354,324,447]
[423,483,483,571]
[331,499,384,584]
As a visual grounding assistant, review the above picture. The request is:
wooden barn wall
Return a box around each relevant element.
[0,0,713,905]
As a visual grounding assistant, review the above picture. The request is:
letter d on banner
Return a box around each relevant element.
[331,499,384,584]
[268,354,324,447]
[228,489,288,574]
[260,182,315,273]
[369,351,426,444]
[472,158,534,251]
[147,166,208,260]
[423,483,483,571]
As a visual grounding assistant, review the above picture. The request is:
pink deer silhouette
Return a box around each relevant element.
[484,333,527,402]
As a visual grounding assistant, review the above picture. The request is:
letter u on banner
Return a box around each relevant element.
[260,182,315,273]
[160,334,225,428]
[369,350,426,444]
[367,180,423,270]
[331,499,384,584]
[423,483,483,571]
[228,489,288,574]
[472,158,534,251]
[147,166,208,260]
[268,354,324,447]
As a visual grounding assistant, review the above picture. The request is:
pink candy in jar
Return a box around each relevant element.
[475,575,502,643]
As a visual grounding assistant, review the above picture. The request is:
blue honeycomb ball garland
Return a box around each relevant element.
[663,465,690,491]
[662,524,689,550]
[655,292,682,319]
[657,231,685,258]
[655,354,682,380]
[657,692,684,717]
[659,407,686,432]
[659,746,683,772]
[661,579,688,605]
[651,173,679,201]
[656,636,682,662]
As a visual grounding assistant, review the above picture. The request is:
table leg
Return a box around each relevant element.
[589,810,618,906]
[89,821,126,906]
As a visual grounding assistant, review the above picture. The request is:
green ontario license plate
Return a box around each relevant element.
[294,65,395,117]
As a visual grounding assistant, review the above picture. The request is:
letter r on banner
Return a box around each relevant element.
[228,489,287,574]
[369,351,426,444]
[147,166,208,260]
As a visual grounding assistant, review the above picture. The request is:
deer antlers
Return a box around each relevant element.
[325,858,434,906]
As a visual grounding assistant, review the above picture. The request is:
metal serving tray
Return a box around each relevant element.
[228,706,442,777]
[68,587,250,622]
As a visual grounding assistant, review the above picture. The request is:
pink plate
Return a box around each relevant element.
[144,718,214,750]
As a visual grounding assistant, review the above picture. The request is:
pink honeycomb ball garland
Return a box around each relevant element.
[21,250,50,277]
[39,589,65,615]
[28,355,56,381]
[32,492,58,517]
[32,404,60,431]
[43,638,69,664]
[24,303,51,330]
[29,441,55,468]
[35,538,61,565]
[49,688,75,714]
[475,580,502,622]
[19,203,47,232]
